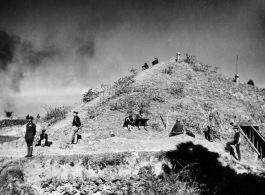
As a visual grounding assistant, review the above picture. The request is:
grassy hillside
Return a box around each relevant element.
[45,55,265,145]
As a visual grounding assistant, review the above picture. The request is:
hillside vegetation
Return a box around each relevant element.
[52,55,265,143]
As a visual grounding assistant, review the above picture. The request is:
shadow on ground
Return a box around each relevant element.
[164,141,265,195]
[0,135,20,144]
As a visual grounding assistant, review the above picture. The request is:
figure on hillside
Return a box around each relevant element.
[152,57,159,66]
[37,114,40,119]
[231,126,241,161]
[135,110,149,130]
[169,118,185,137]
[35,129,51,147]
[68,111,81,144]
[206,114,215,142]
[123,115,134,131]
[142,63,149,70]
[25,116,36,157]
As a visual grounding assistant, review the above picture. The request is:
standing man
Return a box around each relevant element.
[68,111,81,144]
[206,114,215,142]
[25,116,36,157]
[232,126,241,161]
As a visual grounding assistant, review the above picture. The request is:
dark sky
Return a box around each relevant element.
[0,0,265,116]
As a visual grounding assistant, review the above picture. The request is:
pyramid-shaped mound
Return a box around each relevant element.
[45,56,265,145]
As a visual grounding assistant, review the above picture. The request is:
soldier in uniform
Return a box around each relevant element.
[206,114,215,142]
[232,126,241,161]
[142,63,149,70]
[25,116,36,157]
[123,115,134,131]
[68,111,81,144]
[152,57,159,65]
[169,119,184,137]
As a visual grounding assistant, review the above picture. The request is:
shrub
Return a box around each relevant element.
[184,53,216,73]
[109,94,151,115]
[43,105,69,123]
[83,88,99,102]
[168,82,185,97]
[163,66,174,75]
[184,54,197,65]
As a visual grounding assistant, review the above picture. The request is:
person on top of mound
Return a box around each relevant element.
[142,62,149,70]
[169,118,185,137]
[152,57,159,66]
[123,115,134,131]
[25,116,36,157]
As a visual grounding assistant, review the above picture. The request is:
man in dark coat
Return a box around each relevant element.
[206,114,215,142]
[169,119,184,137]
[232,126,241,161]
[68,111,81,144]
[142,63,149,70]
[36,129,49,147]
[25,116,36,157]
[135,111,148,130]
[123,115,134,131]
[152,57,159,66]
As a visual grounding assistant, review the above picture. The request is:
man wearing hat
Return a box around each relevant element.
[36,128,49,147]
[169,118,184,137]
[68,111,81,144]
[232,126,241,161]
[206,114,215,142]
[142,62,149,70]
[152,57,159,66]
[25,116,36,157]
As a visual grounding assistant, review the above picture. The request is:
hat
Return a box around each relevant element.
[176,118,181,122]
[209,114,213,117]
[73,111,78,114]
[29,116,33,120]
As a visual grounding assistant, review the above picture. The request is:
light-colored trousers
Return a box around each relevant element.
[68,126,79,144]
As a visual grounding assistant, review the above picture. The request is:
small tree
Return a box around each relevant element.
[247,80,254,86]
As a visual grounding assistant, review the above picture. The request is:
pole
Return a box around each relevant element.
[236,54,238,75]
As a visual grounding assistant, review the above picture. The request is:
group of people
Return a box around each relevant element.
[123,111,149,131]
[168,115,241,161]
[24,111,81,158]
[24,109,241,161]
[142,57,159,70]
[205,114,241,161]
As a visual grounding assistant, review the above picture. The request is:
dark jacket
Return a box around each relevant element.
[123,117,134,127]
[233,132,241,145]
[169,122,184,136]
[25,122,36,141]
[40,133,48,141]
[72,116,81,127]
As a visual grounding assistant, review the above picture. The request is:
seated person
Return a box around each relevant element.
[35,129,50,147]
[169,119,184,137]
[123,115,134,130]
[152,57,159,65]
[142,63,149,70]
[135,111,149,130]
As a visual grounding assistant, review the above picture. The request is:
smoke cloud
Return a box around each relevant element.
[0,0,265,116]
